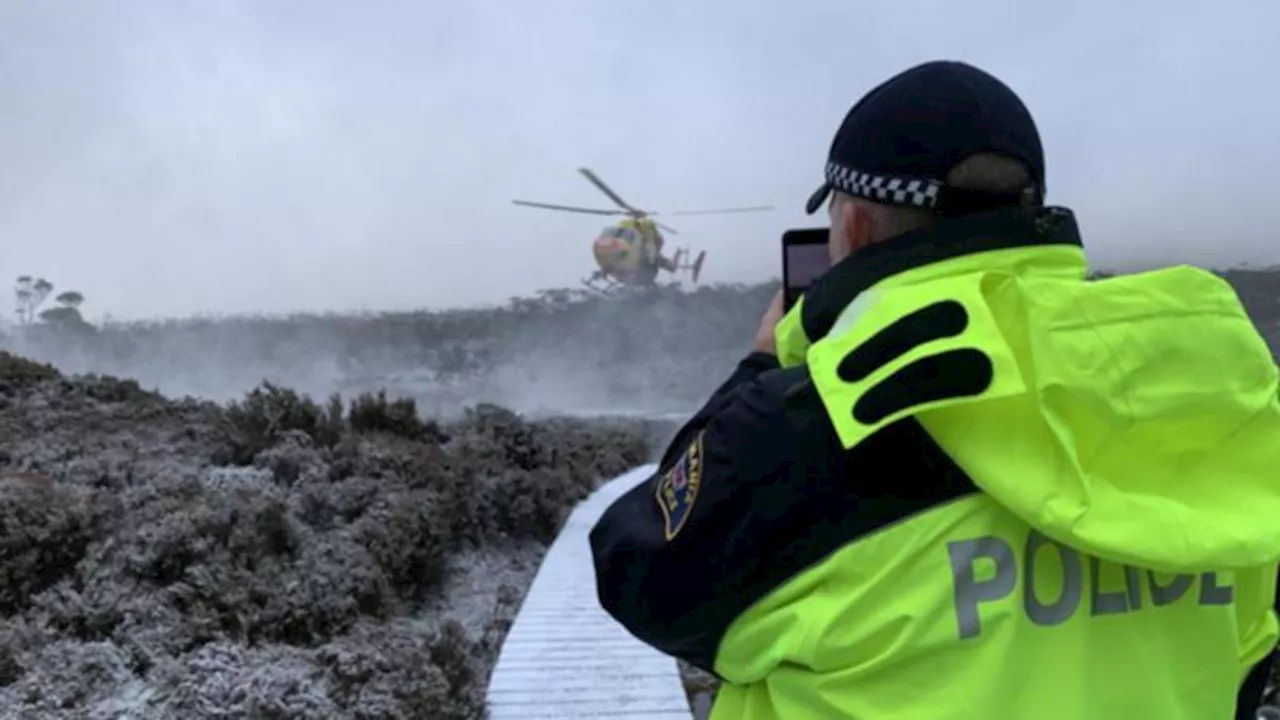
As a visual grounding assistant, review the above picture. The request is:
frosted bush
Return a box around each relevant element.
[0,354,655,718]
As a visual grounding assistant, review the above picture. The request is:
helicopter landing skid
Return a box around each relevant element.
[581,272,622,295]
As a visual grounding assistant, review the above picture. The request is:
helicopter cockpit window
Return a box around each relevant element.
[601,226,640,243]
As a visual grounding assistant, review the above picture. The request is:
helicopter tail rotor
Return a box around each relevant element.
[669,247,707,284]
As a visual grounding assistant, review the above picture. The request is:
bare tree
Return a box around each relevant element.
[15,276,53,325]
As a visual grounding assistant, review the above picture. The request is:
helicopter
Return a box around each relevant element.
[513,168,773,295]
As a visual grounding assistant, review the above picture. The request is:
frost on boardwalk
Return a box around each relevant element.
[0,353,654,719]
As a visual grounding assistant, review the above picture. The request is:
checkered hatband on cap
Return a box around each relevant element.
[826,161,942,209]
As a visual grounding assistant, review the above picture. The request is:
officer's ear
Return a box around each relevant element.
[829,194,873,263]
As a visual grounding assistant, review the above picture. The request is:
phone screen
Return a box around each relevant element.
[782,229,830,310]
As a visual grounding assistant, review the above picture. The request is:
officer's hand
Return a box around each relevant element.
[752,289,785,355]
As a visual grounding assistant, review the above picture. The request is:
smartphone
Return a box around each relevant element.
[782,228,830,311]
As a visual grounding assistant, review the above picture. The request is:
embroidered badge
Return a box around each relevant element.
[655,431,703,541]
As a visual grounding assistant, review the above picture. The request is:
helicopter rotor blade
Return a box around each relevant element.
[578,168,640,214]
[512,200,624,216]
[656,222,679,235]
[662,205,775,216]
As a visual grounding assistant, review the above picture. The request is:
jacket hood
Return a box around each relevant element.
[787,207,1280,571]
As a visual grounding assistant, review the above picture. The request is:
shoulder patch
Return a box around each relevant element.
[655,430,704,541]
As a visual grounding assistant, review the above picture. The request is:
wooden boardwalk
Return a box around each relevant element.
[486,464,694,719]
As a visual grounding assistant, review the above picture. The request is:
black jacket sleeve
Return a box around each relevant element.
[1239,657,1272,719]
[712,351,781,397]
[653,351,779,469]
[589,360,808,673]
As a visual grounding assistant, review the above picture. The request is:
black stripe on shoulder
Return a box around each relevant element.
[838,300,969,382]
[854,348,993,425]
[833,298,993,426]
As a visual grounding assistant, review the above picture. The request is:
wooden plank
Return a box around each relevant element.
[487,464,693,720]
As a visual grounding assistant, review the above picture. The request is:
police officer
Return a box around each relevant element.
[589,59,1280,719]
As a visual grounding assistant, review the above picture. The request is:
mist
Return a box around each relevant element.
[8,7,1280,716]
[0,0,1276,322]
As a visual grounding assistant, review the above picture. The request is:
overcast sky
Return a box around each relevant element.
[0,1,1275,320]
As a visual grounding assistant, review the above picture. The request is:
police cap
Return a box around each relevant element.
[804,60,1046,217]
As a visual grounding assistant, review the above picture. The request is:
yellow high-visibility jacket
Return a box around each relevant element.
[591,206,1280,719]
